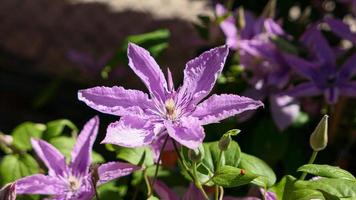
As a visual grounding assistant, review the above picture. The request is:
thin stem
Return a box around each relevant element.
[91,179,100,200]
[300,151,318,180]
[152,135,169,186]
[216,150,223,171]
[144,169,153,197]
[218,186,224,200]
[215,185,219,200]
[193,162,210,200]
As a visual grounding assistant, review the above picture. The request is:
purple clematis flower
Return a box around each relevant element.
[78,43,263,151]
[216,4,299,130]
[283,26,356,104]
[15,117,139,200]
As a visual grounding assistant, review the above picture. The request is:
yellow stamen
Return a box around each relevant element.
[165,98,176,119]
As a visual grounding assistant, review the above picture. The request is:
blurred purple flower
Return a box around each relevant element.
[0,183,16,200]
[78,43,263,152]
[324,18,356,44]
[283,26,356,104]
[15,117,139,200]
[216,4,299,130]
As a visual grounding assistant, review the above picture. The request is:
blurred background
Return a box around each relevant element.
[0,0,355,189]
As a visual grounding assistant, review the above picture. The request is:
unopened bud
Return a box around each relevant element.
[219,129,240,151]
[310,115,328,151]
[218,135,231,151]
[188,148,203,163]
[0,183,16,200]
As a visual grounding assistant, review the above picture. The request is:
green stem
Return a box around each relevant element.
[144,169,153,197]
[216,150,223,171]
[172,140,208,199]
[300,151,318,180]
[193,162,210,200]
[215,185,219,200]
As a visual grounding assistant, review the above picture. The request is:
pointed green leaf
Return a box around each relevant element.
[212,165,259,188]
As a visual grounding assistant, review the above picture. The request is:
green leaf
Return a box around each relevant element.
[184,141,241,185]
[297,164,355,181]
[11,122,46,151]
[44,119,78,140]
[212,165,259,188]
[295,178,356,198]
[288,188,325,200]
[147,196,160,200]
[239,152,276,187]
[116,146,154,167]
[0,154,39,186]
[97,182,123,199]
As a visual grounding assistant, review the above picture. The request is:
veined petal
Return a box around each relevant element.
[325,18,356,44]
[269,95,300,131]
[283,82,322,97]
[193,94,263,125]
[78,86,152,116]
[153,180,179,200]
[16,174,66,195]
[70,116,99,176]
[165,117,205,149]
[128,43,167,100]
[31,139,67,177]
[339,54,356,80]
[98,162,140,185]
[181,46,229,104]
[101,115,155,148]
[283,53,318,80]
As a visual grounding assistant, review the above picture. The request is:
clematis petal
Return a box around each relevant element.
[339,54,356,80]
[339,82,356,97]
[325,18,356,44]
[16,174,66,195]
[283,53,319,80]
[269,95,300,131]
[31,139,67,177]
[182,183,205,200]
[78,86,152,116]
[216,4,239,49]
[98,162,140,185]
[193,94,263,125]
[152,180,179,200]
[70,116,99,176]
[128,43,168,100]
[165,117,205,149]
[283,82,322,98]
[264,19,284,36]
[181,46,229,104]
[241,10,258,38]
[301,27,335,65]
[101,115,155,148]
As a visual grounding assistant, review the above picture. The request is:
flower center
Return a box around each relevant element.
[165,98,177,120]
[67,176,81,191]
[326,74,337,87]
